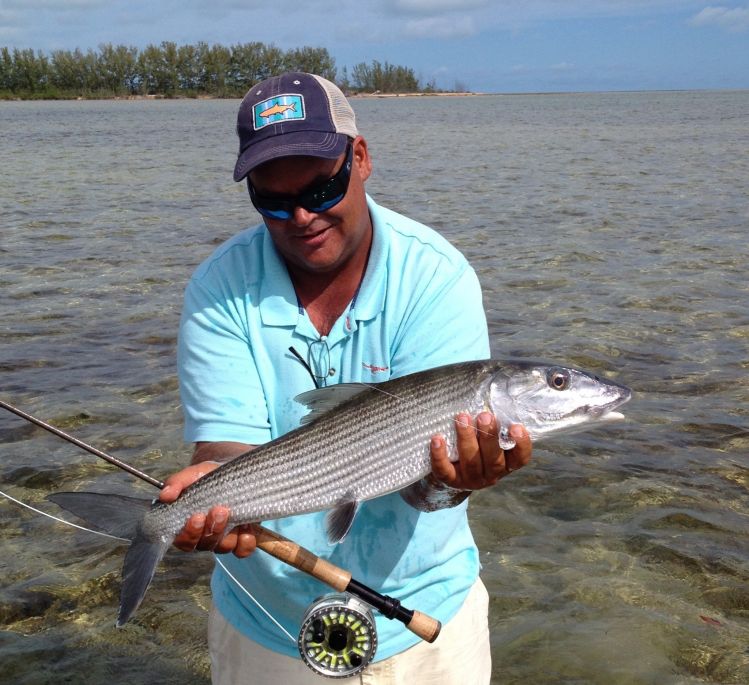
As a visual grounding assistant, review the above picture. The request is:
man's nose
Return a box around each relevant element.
[290,205,317,226]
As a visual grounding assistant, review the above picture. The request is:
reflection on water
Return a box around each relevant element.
[1,92,748,684]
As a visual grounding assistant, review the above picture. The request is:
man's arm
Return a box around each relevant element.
[191,441,255,465]
[159,441,257,556]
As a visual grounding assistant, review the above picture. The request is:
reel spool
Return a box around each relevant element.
[298,593,377,678]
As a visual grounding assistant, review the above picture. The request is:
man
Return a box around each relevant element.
[161,72,532,684]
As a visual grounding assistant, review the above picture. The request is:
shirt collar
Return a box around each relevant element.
[258,230,299,328]
[353,194,388,322]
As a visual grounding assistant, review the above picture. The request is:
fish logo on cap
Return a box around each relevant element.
[253,94,305,130]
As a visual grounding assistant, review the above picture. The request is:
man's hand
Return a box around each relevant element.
[159,443,257,558]
[430,412,532,490]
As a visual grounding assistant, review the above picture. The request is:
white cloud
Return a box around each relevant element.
[402,15,477,38]
[689,5,749,32]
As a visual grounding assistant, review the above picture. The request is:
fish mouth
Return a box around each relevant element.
[585,388,632,421]
[596,410,626,422]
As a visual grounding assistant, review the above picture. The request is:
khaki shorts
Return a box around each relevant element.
[208,578,491,685]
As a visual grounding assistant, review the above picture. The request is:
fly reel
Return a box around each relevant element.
[298,593,377,678]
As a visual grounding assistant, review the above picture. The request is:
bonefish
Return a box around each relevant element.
[49,359,631,626]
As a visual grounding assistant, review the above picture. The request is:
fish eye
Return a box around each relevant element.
[547,368,570,391]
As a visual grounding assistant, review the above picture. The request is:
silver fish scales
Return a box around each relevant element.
[48,359,631,626]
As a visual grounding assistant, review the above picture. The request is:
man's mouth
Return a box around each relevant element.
[295,226,332,244]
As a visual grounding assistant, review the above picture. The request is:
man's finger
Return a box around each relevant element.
[504,424,532,473]
[195,507,230,551]
[160,462,219,503]
[234,526,258,558]
[455,413,483,483]
[430,435,457,484]
[475,412,504,483]
[173,512,207,551]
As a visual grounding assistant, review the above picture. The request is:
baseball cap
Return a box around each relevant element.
[233,72,358,182]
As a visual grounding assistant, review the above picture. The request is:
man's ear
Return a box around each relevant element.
[352,136,372,182]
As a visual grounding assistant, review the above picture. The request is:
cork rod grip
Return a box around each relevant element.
[407,610,442,643]
[251,524,351,591]
[251,523,442,645]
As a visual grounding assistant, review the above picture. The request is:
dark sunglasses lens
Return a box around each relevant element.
[249,188,292,219]
[304,182,346,213]
[249,144,352,219]
[256,205,293,220]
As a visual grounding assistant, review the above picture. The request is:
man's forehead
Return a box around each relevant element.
[249,153,340,189]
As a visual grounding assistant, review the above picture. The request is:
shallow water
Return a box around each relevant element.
[1,92,748,684]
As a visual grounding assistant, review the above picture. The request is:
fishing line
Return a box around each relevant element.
[355,380,502,442]
[213,555,296,643]
[0,399,442,649]
[0,486,295,643]
[288,348,497,441]
[0,488,128,542]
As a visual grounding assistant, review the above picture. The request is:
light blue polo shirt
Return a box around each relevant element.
[178,195,490,661]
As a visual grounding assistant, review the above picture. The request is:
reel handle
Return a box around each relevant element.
[251,524,442,643]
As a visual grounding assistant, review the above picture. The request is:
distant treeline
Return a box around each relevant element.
[0,42,428,99]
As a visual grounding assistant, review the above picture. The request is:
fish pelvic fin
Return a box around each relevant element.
[117,533,170,627]
[47,492,168,627]
[325,495,360,544]
[400,475,471,513]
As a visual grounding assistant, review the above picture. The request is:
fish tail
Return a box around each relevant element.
[117,533,170,626]
[47,492,168,626]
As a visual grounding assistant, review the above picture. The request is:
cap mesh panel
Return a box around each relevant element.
[312,75,358,138]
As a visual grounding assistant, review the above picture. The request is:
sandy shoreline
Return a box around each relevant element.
[350,91,486,98]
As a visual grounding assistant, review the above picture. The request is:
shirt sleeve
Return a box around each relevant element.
[389,257,490,377]
[177,275,271,445]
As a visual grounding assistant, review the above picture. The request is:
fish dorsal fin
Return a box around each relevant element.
[325,495,360,544]
[295,384,370,425]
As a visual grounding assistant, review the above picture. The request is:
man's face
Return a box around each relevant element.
[248,136,373,276]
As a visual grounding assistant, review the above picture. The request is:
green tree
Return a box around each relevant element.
[351,60,419,93]
[0,47,13,92]
[257,44,285,82]
[228,42,266,94]
[283,46,336,81]
[98,44,138,95]
[176,43,202,93]
[50,49,76,93]
[0,41,426,99]
[137,42,179,95]
[203,44,232,96]
[11,48,50,94]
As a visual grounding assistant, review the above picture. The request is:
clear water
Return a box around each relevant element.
[1,92,748,684]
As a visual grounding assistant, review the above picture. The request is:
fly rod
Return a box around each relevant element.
[0,398,441,643]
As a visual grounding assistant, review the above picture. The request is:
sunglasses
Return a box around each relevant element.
[248,143,353,220]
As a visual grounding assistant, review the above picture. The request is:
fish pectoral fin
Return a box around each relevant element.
[400,475,472,513]
[295,384,370,425]
[325,496,361,544]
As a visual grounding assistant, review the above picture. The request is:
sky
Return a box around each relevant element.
[0,0,747,92]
